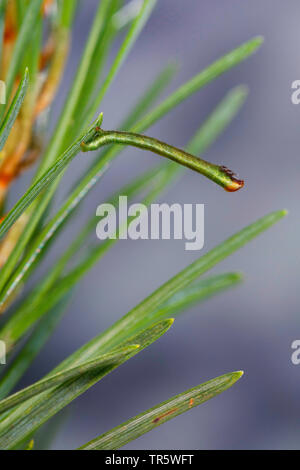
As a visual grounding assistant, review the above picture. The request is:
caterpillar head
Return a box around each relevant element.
[220,166,244,192]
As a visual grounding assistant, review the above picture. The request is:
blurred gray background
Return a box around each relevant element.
[16,0,300,450]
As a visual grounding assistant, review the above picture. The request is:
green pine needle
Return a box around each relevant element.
[79,371,244,450]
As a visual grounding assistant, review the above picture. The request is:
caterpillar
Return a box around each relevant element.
[81,115,244,192]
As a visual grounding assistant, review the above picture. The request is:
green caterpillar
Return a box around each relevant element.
[81,114,243,192]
